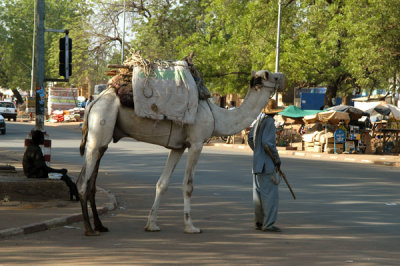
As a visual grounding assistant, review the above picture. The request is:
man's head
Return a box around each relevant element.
[31,130,44,145]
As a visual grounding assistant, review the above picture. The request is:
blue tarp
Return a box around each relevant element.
[278,105,323,118]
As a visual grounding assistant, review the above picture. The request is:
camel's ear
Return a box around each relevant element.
[262,71,269,80]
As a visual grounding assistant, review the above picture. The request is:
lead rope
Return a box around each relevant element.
[269,78,279,100]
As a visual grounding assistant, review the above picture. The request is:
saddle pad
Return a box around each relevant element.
[132,61,198,124]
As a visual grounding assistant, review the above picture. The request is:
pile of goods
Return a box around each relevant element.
[49,108,83,123]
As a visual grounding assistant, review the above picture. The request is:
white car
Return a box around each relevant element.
[0,114,6,134]
[0,101,17,121]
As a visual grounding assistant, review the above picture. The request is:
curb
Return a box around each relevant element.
[206,143,400,167]
[0,186,117,239]
[0,165,16,172]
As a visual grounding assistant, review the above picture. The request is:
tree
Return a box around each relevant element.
[130,0,208,60]
[0,0,36,91]
[281,0,352,107]
[343,0,400,99]
[0,0,96,92]
[173,0,297,96]
[2,0,399,103]
[45,0,94,87]
[281,0,400,105]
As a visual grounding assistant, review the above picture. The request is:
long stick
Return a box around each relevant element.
[276,168,296,200]
[264,145,296,200]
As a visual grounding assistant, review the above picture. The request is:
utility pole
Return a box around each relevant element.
[275,0,282,103]
[121,0,126,64]
[30,0,37,97]
[35,0,45,131]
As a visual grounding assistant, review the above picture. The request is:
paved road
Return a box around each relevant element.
[0,121,399,265]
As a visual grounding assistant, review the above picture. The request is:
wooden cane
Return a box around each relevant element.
[264,145,296,200]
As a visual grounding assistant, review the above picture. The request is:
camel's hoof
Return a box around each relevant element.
[144,224,160,232]
[85,230,101,236]
[95,226,109,232]
[184,227,202,234]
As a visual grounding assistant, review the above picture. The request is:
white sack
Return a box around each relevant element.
[132,61,198,124]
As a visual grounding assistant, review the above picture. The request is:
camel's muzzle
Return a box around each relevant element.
[271,72,286,92]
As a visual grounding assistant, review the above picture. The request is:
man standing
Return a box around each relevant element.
[248,109,281,232]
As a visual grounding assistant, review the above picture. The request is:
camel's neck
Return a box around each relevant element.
[209,87,273,136]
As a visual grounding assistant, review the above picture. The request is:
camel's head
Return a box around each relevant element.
[250,70,285,95]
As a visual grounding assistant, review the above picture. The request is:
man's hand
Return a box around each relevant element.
[60,168,68,175]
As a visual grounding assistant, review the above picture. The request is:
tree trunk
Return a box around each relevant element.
[324,84,338,107]
[394,71,398,105]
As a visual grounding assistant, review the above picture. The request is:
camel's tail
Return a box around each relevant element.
[80,94,102,156]
[80,107,90,156]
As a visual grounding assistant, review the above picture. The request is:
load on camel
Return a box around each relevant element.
[77,51,285,236]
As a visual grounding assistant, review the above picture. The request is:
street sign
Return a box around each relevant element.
[334,129,346,143]
[334,129,346,154]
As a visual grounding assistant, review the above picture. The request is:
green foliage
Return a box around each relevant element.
[0,0,94,92]
[343,0,400,94]
[1,0,400,101]
[131,0,207,60]
[45,0,94,86]
[173,0,283,95]
[281,0,400,102]
[0,0,36,90]
[281,0,350,101]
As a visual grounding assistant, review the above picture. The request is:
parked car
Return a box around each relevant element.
[0,114,6,134]
[0,101,17,121]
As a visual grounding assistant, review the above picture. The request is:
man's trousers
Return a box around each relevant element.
[253,172,279,230]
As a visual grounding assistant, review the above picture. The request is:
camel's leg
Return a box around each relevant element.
[77,94,117,236]
[79,195,97,235]
[78,166,96,235]
[79,145,109,236]
[90,185,109,232]
[183,143,203,233]
[145,148,185,232]
[88,147,109,233]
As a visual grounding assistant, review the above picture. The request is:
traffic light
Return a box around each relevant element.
[59,36,72,78]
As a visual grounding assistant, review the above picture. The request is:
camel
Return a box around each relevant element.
[77,69,285,236]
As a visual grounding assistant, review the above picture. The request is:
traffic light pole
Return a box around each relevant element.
[35,0,45,131]
[34,0,72,131]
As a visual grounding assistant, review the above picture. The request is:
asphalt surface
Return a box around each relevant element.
[0,126,399,239]
[0,121,400,265]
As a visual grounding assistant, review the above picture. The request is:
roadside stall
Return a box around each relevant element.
[303,110,350,153]
[327,105,372,153]
[47,87,84,123]
[364,103,400,154]
[277,105,322,149]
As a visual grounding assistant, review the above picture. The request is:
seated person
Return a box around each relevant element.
[23,130,80,201]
